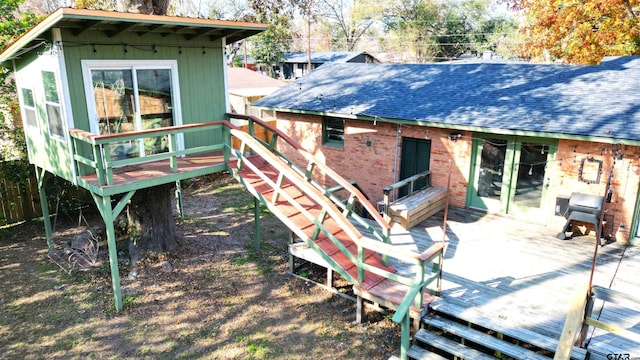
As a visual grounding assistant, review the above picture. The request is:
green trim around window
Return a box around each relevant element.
[322,116,344,148]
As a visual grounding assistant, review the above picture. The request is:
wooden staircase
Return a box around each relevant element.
[406,299,588,360]
[225,115,445,359]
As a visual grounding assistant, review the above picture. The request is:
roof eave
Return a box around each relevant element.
[0,8,267,63]
[256,106,640,146]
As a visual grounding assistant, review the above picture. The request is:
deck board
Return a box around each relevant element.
[352,207,640,356]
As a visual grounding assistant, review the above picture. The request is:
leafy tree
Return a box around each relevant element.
[247,0,297,76]
[382,0,515,62]
[318,0,383,51]
[503,0,640,64]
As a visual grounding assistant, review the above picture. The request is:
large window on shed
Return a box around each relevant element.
[20,88,37,128]
[82,60,182,159]
[322,117,344,147]
[42,71,65,140]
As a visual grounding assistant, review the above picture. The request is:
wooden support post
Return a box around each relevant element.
[94,194,122,311]
[326,268,333,288]
[91,191,135,312]
[175,181,183,217]
[356,296,363,324]
[35,167,53,252]
[288,231,295,274]
[253,197,261,249]
[400,313,410,360]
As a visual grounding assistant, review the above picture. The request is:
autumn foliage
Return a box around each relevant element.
[505,0,640,64]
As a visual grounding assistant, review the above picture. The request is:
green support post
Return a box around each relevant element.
[95,194,122,311]
[254,198,261,249]
[35,167,54,252]
[91,191,135,312]
[400,312,410,360]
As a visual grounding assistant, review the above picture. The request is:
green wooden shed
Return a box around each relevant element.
[0,8,267,310]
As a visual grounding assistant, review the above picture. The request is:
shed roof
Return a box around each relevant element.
[284,51,376,64]
[227,67,286,97]
[0,8,267,63]
[254,56,640,143]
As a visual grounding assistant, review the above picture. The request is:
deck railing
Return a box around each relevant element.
[69,121,231,187]
[555,284,640,359]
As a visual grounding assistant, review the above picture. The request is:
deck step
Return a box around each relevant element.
[429,299,588,360]
[422,314,553,359]
[410,329,496,360]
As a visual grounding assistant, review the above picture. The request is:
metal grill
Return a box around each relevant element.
[557,192,604,240]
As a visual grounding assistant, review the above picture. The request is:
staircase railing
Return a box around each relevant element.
[226,113,391,245]
[228,124,444,360]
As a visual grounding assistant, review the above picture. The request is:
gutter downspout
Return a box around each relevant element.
[393,124,400,200]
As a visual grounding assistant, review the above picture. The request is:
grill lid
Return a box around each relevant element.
[568,192,604,211]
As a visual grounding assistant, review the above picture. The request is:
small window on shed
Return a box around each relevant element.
[322,117,344,147]
[20,88,38,128]
[42,71,65,140]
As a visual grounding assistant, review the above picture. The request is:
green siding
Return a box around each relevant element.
[15,48,76,182]
[60,28,228,150]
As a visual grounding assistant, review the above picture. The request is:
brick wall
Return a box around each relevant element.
[553,140,640,241]
[276,112,471,208]
[275,112,640,243]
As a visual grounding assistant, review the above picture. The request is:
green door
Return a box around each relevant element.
[468,135,555,215]
[399,137,431,197]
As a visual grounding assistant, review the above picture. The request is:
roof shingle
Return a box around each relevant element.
[254,56,640,142]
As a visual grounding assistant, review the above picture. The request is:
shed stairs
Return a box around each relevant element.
[404,298,589,360]
[225,129,423,316]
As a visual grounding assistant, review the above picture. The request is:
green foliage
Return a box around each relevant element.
[250,27,289,76]
[381,0,519,62]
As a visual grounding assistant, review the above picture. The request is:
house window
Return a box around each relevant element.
[82,60,181,159]
[20,88,37,128]
[322,117,344,147]
[42,71,65,140]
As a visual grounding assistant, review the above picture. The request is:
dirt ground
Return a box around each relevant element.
[0,173,400,360]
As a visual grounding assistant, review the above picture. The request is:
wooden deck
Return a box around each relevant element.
[77,152,227,195]
[371,206,640,357]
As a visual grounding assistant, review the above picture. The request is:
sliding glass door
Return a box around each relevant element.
[82,60,181,160]
[469,135,555,216]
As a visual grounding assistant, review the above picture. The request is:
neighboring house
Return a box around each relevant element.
[227,67,285,118]
[254,56,640,245]
[0,8,266,309]
[281,51,379,79]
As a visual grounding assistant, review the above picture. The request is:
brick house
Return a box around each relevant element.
[254,56,640,245]
[281,51,380,79]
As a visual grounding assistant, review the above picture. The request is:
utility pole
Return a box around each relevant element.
[307,12,312,75]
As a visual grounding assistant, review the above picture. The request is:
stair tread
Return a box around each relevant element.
[429,299,588,359]
[423,315,552,360]
[412,329,497,360]
[405,345,449,360]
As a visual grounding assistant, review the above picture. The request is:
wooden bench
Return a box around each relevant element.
[383,170,448,229]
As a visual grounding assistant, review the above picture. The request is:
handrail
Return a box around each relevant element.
[227,114,391,235]
[555,284,640,360]
[382,169,433,211]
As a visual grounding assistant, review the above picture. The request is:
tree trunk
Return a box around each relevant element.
[127,183,178,264]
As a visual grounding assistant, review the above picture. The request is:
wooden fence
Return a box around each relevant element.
[0,170,41,226]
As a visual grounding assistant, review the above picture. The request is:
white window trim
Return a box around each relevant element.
[80,59,183,150]
[41,70,65,141]
[18,87,38,130]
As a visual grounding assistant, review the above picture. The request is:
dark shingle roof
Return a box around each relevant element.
[284,51,372,64]
[254,56,640,142]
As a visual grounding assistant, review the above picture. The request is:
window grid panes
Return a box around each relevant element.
[323,117,344,147]
[42,71,65,139]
